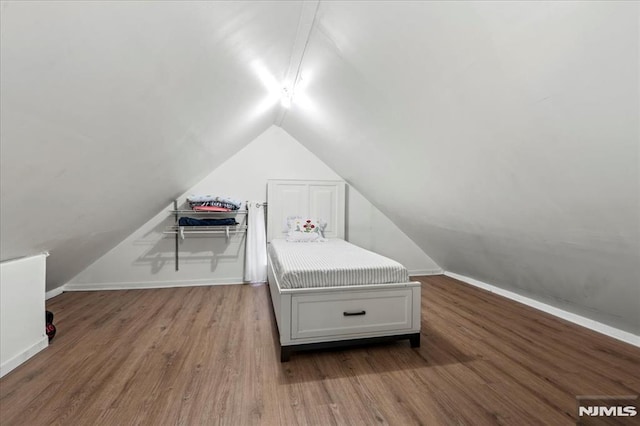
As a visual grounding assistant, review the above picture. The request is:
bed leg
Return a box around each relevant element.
[280,346,292,363]
[410,333,421,348]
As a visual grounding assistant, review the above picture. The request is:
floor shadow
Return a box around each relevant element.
[263,284,477,384]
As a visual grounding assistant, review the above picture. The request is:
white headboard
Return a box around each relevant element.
[267,179,346,241]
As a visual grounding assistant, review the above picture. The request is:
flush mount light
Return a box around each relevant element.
[280,87,293,109]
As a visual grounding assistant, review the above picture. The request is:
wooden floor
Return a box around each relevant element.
[1,276,638,425]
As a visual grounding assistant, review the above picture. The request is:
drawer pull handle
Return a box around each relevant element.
[343,310,366,316]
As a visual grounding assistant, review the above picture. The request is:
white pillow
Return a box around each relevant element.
[284,216,328,242]
[285,216,327,237]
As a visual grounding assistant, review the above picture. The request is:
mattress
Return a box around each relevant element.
[268,238,410,289]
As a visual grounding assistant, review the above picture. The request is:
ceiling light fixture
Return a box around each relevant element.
[275,0,319,123]
[280,87,293,109]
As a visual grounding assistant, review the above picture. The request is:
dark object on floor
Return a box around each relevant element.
[45,310,56,343]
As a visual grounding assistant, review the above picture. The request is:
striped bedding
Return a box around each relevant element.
[268,239,410,289]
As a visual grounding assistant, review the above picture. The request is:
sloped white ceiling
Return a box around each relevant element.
[281,2,639,333]
[1,1,638,334]
[1,1,301,287]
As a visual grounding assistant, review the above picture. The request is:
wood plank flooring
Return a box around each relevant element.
[1,275,638,425]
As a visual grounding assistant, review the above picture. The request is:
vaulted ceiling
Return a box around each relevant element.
[1,2,638,334]
[1,1,299,286]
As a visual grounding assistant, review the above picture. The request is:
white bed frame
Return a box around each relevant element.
[266,179,421,362]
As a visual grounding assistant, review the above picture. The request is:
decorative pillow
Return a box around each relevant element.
[284,216,328,242]
[285,216,327,237]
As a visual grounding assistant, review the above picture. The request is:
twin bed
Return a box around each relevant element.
[266,179,421,362]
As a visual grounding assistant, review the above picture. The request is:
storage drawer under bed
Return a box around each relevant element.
[290,288,414,339]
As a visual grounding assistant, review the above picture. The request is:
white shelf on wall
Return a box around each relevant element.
[164,200,248,271]
[164,224,248,234]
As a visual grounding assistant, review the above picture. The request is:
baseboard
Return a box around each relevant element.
[0,336,48,378]
[45,287,64,300]
[445,271,640,348]
[409,268,443,276]
[63,277,246,292]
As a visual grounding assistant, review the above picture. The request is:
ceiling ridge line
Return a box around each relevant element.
[275,0,320,126]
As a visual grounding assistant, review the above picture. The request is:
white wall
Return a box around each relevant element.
[1,1,301,290]
[65,126,439,290]
[1,254,48,378]
[282,1,639,334]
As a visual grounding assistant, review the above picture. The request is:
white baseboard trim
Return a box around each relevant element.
[45,287,64,300]
[0,336,48,378]
[445,271,639,348]
[63,277,246,292]
[409,268,444,276]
